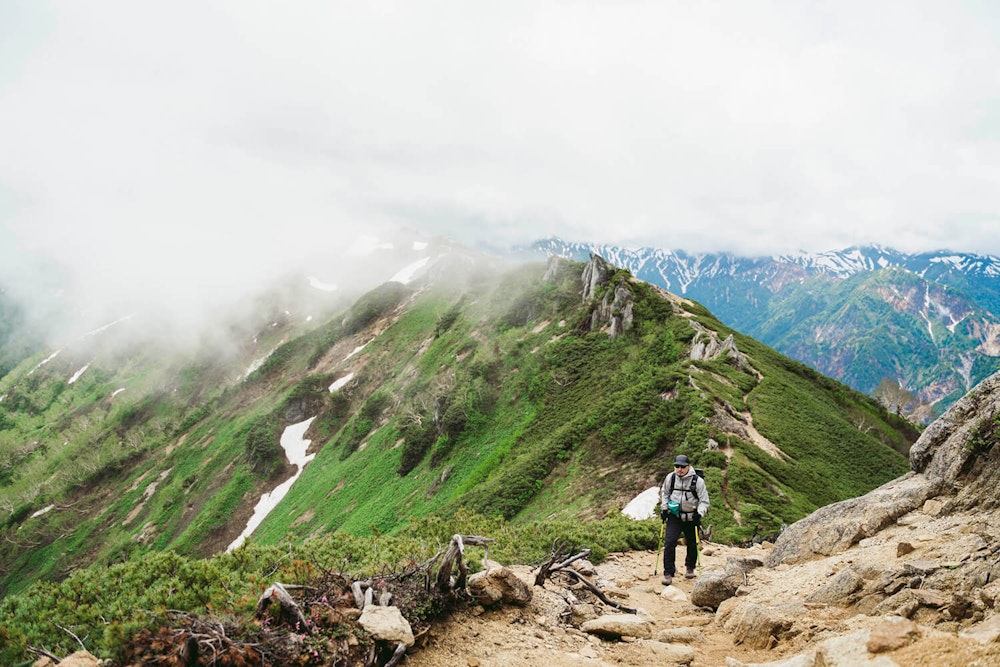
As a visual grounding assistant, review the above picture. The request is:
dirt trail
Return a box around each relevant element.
[405,517,1000,667]
[405,543,790,667]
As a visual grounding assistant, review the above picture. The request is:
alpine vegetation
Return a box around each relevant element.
[531,238,1000,423]
[0,249,917,663]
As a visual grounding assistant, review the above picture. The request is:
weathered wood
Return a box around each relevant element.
[554,568,637,614]
[555,548,591,571]
[534,539,570,586]
[256,582,312,632]
[534,542,636,613]
[384,642,408,667]
[435,534,464,592]
[352,581,365,609]
[431,534,496,593]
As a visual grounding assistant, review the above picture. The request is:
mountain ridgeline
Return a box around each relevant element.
[529,239,1000,423]
[0,251,916,599]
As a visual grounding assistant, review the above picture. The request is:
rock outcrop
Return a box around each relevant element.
[581,254,634,338]
[689,321,751,370]
[767,371,1000,568]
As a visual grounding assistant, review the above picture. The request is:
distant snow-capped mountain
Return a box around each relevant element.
[531,238,1000,290]
[525,238,1000,422]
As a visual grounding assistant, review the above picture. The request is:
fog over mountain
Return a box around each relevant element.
[3,2,1000,335]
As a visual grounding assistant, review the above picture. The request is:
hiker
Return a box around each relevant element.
[659,454,709,585]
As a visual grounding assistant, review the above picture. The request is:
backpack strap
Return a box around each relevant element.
[669,471,699,501]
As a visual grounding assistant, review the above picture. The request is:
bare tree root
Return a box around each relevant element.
[534,540,637,614]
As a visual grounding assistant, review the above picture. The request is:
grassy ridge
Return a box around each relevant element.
[0,255,914,606]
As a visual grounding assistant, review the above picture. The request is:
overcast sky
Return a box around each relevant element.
[2,1,1000,328]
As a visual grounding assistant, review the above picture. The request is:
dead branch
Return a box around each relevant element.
[434,534,494,593]
[27,646,60,662]
[255,582,311,632]
[435,534,465,592]
[56,623,87,650]
[534,539,578,586]
[352,581,365,609]
[384,642,408,667]
[534,541,636,614]
[553,568,637,614]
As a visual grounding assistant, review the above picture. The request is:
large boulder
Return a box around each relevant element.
[722,602,804,650]
[765,472,936,567]
[466,566,532,606]
[691,556,764,609]
[358,605,414,647]
[691,569,740,609]
[767,372,1000,567]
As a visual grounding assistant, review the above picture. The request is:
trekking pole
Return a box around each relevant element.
[653,519,665,575]
[695,522,702,575]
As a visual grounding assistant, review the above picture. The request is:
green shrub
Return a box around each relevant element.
[435,300,464,338]
[693,449,727,470]
[398,418,437,476]
[343,283,410,335]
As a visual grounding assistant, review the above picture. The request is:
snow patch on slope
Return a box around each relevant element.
[228,417,316,551]
[622,487,660,520]
[391,257,430,284]
[329,372,355,393]
[68,363,90,384]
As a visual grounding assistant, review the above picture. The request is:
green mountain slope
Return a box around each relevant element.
[532,239,1000,423]
[0,253,916,598]
[765,268,1000,419]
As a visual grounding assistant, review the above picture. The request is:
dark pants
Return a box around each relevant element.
[662,516,699,575]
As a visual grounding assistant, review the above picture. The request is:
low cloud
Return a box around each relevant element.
[2,1,999,342]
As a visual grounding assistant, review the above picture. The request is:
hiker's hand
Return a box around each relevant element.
[693,513,701,526]
[660,509,668,522]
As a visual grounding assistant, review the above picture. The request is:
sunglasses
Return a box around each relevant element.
[674,464,688,468]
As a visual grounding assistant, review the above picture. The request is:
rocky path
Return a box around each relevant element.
[405,512,1000,667]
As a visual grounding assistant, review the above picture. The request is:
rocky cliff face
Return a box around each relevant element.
[580,254,634,338]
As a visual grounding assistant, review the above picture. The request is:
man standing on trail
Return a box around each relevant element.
[659,454,709,586]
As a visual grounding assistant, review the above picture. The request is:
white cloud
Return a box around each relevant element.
[2,0,999,334]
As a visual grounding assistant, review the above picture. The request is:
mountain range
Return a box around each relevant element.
[526,239,1000,422]
[0,238,917,611]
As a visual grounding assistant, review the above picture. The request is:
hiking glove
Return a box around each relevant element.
[693,513,701,526]
[660,509,668,522]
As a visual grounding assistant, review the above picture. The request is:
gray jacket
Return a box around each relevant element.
[660,468,709,522]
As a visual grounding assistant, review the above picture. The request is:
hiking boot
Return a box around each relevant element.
[685,567,696,579]
[661,575,673,586]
